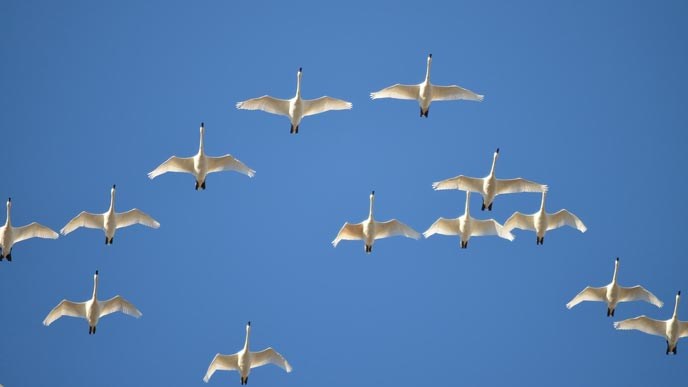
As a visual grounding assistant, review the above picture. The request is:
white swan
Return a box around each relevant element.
[61,185,160,244]
[43,270,142,334]
[504,190,586,245]
[236,67,352,134]
[204,321,292,385]
[615,291,688,355]
[148,122,255,190]
[423,191,514,249]
[432,148,547,211]
[566,257,663,316]
[332,191,420,253]
[0,198,58,261]
[370,54,483,117]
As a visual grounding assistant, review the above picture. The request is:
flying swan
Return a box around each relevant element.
[148,122,255,190]
[61,185,160,244]
[370,53,483,117]
[43,270,142,334]
[236,67,352,134]
[0,197,58,261]
[332,191,420,253]
[566,257,663,316]
[204,321,292,385]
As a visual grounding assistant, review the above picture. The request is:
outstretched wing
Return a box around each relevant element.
[43,300,87,326]
[680,322,688,338]
[13,222,59,243]
[99,295,142,319]
[374,219,420,240]
[115,209,160,229]
[614,316,667,338]
[370,84,419,100]
[547,210,587,232]
[207,155,256,177]
[471,219,514,241]
[618,286,663,308]
[203,353,239,383]
[566,286,607,309]
[61,212,104,235]
[431,84,484,102]
[302,96,352,117]
[250,348,293,372]
[423,217,460,238]
[495,178,547,195]
[332,222,364,247]
[147,156,194,179]
[432,175,484,193]
[503,212,536,232]
[236,96,290,116]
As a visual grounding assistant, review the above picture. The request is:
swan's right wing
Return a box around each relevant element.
[547,210,587,233]
[431,84,484,102]
[203,353,239,383]
[618,286,663,308]
[471,219,514,241]
[251,348,293,372]
[423,217,460,238]
[236,96,290,116]
[565,286,607,309]
[147,156,194,179]
[495,178,547,195]
[680,322,688,338]
[504,212,535,232]
[207,155,256,177]
[115,209,160,229]
[375,219,421,240]
[60,212,104,235]
[43,300,87,326]
[370,84,419,100]
[332,222,364,247]
[13,222,59,243]
[432,175,484,193]
[614,316,667,338]
[99,295,143,319]
[302,96,352,117]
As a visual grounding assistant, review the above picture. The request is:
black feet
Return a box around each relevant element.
[611,309,615,317]
[290,125,294,134]
[667,341,670,355]
[201,181,206,190]
[365,245,372,253]
[460,241,468,249]
[290,125,299,134]
[488,203,493,211]
[195,181,199,190]
[481,202,486,211]
[607,308,610,317]
[536,237,544,245]
[89,326,96,335]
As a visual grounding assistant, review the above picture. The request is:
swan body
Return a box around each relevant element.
[236,68,352,134]
[615,291,688,355]
[370,54,483,117]
[148,123,255,190]
[432,148,547,211]
[43,270,142,334]
[504,190,586,245]
[61,185,160,244]
[566,257,663,316]
[0,198,58,261]
[204,321,292,384]
[423,191,514,248]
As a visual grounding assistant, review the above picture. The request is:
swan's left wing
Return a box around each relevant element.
[204,353,239,383]
[302,96,352,117]
[423,217,460,238]
[251,348,292,372]
[99,295,142,319]
[332,222,364,247]
[207,155,256,177]
[618,286,663,308]
[680,322,688,338]
[43,300,87,326]
[495,178,547,195]
[115,209,160,229]
[370,84,419,100]
[236,96,290,116]
[566,286,607,309]
[374,219,420,240]
[614,315,667,338]
[431,84,484,102]
[147,156,194,179]
[13,222,59,243]
[471,219,514,241]
[547,210,587,232]
[503,212,536,233]
[432,175,484,193]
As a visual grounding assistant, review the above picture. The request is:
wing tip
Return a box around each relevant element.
[476,94,485,102]
[613,321,622,330]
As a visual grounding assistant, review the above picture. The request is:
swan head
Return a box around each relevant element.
[247,321,251,326]
[95,270,99,276]
[6,197,10,208]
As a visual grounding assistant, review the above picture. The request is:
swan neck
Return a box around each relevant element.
[109,189,115,212]
[243,326,251,351]
[199,128,205,154]
[465,192,471,216]
[92,275,99,299]
[296,71,302,98]
[5,204,10,226]
[489,153,498,177]
[540,192,546,211]
[425,59,431,82]
[368,195,375,220]
[611,260,619,284]
[674,296,680,318]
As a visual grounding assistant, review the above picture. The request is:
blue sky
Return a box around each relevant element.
[1,1,687,386]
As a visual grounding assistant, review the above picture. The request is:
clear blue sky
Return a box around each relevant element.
[1,1,687,386]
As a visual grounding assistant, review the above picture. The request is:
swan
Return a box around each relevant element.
[370,54,483,117]
[614,291,688,355]
[148,122,255,190]
[0,198,58,261]
[423,191,514,249]
[566,257,663,316]
[61,185,160,244]
[236,67,352,134]
[43,270,142,334]
[432,148,547,211]
[503,190,586,245]
[332,191,420,253]
[204,321,292,385]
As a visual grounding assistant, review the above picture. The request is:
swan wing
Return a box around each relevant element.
[471,219,514,240]
[565,286,607,309]
[207,155,256,177]
[115,209,160,229]
[302,96,352,117]
[432,175,484,193]
[236,96,290,116]
[680,322,688,338]
[495,178,547,195]
[618,286,664,308]
[147,156,194,179]
[374,219,420,240]
[370,84,419,100]
[99,295,142,319]
[332,222,364,247]
[504,212,536,232]
[547,210,587,232]
[60,211,104,235]
[423,217,460,238]
[431,84,484,102]
[203,353,239,383]
[43,300,87,326]
[614,315,667,338]
[13,222,59,243]
[251,348,292,372]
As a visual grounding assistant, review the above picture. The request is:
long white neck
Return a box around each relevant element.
[296,69,302,98]
[464,192,471,217]
[489,151,498,177]
[199,124,205,155]
[368,193,375,220]
[611,258,619,284]
[243,325,251,351]
[425,56,432,82]
[92,274,99,300]
[674,294,681,318]
[540,191,547,212]
[5,201,11,226]
[109,188,116,212]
